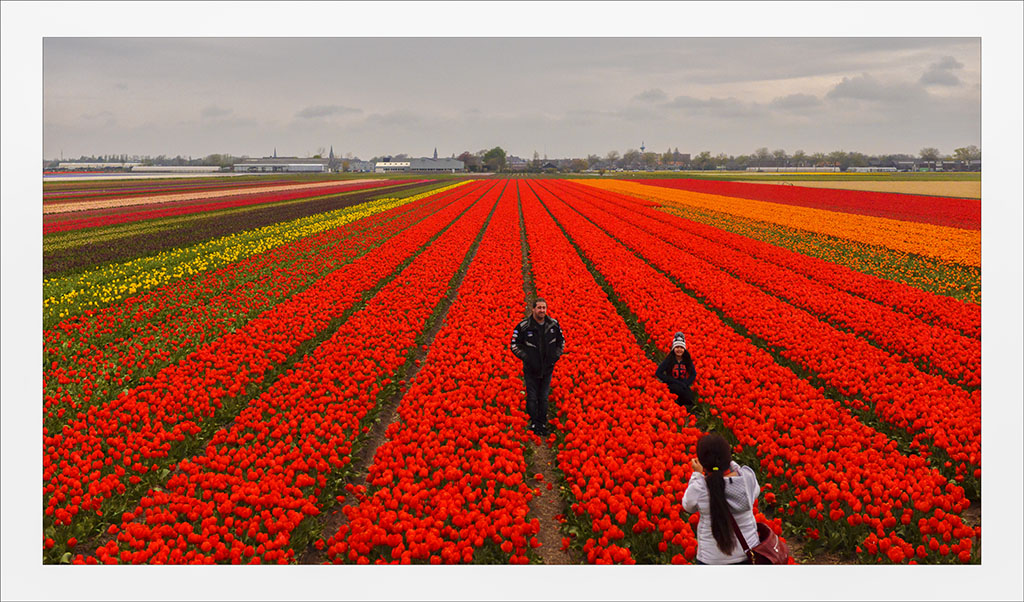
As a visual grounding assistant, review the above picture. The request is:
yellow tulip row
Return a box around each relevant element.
[43,181,469,326]
[579,180,981,268]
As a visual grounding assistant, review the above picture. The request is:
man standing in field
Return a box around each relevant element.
[510,298,565,437]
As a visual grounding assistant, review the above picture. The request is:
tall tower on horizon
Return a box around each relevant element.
[640,141,645,153]
[433,147,438,160]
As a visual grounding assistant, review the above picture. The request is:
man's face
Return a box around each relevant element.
[532,302,547,321]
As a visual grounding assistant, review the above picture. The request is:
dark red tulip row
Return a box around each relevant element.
[631,178,980,230]
[44,180,410,234]
[43,181,494,559]
[548,182,981,488]
[43,185,465,431]
[75,181,503,564]
[518,181,720,564]
[325,181,538,564]
[555,182,979,388]
[577,181,979,340]
[528,180,976,564]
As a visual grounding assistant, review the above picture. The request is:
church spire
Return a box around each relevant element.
[433,147,438,160]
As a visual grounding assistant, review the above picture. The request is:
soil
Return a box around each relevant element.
[525,435,579,564]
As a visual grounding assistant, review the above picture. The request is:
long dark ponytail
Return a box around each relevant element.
[697,433,735,554]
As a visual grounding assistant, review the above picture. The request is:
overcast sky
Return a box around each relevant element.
[44,37,980,160]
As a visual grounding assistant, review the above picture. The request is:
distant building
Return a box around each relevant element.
[507,155,528,171]
[344,160,375,173]
[745,166,840,172]
[130,165,222,173]
[847,166,898,173]
[56,162,140,170]
[233,157,328,173]
[375,158,464,173]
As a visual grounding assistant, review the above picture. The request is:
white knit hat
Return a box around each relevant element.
[671,332,686,350]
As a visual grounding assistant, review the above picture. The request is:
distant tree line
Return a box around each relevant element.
[47,144,981,173]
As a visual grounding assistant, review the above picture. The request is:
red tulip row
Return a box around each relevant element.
[43,184,467,430]
[43,182,495,557]
[556,182,979,388]
[549,182,981,489]
[578,181,979,340]
[632,178,980,230]
[528,180,976,564]
[325,181,537,564]
[74,179,504,564]
[518,181,715,564]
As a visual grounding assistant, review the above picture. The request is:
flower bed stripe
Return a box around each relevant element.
[44,178,299,204]
[43,181,470,326]
[42,181,440,280]
[629,178,980,230]
[43,182,489,561]
[576,183,979,338]
[547,180,980,490]
[77,182,502,564]
[560,182,979,387]
[43,179,394,215]
[529,179,976,564]
[326,180,539,565]
[660,203,980,305]
[579,180,980,268]
[43,184,467,432]
[518,181,709,564]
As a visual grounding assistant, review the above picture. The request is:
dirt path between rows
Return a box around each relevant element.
[43,179,388,214]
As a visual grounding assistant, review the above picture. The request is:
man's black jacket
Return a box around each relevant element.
[510,316,565,377]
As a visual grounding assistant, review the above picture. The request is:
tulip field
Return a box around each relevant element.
[41,175,981,565]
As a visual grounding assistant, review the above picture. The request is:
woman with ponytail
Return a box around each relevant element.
[682,432,761,564]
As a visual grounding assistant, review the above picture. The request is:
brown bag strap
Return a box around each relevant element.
[726,512,753,556]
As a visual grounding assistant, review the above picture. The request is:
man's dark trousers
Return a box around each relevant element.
[525,371,553,430]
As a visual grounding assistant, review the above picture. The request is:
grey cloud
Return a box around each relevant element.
[825,73,925,102]
[364,110,425,128]
[632,88,667,102]
[920,56,964,86]
[663,95,762,118]
[81,110,114,120]
[296,104,361,119]
[201,105,233,119]
[770,93,823,110]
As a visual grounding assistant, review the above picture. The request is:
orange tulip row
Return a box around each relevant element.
[579,180,981,268]
[546,180,979,491]
[658,203,981,305]
[573,182,979,340]
[529,179,976,563]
